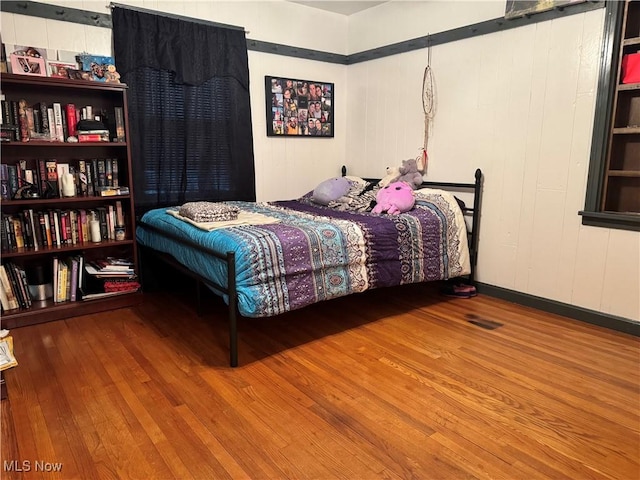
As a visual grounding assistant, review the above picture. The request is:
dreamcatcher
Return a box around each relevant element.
[419,35,435,174]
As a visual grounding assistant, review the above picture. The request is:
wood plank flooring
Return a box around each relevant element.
[1,284,639,479]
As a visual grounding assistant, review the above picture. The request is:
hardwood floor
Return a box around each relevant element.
[1,284,639,479]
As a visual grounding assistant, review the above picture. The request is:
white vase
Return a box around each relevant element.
[61,172,76,197]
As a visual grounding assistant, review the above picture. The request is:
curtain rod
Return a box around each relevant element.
[108,2,248,33]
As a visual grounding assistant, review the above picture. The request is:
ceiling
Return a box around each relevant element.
[288,1,388,16]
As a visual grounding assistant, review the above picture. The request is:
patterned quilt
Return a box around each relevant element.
[136,190,470,318]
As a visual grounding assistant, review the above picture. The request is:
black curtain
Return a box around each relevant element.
[112,7,255,214]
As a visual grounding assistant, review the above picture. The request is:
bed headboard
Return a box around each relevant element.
[342,166,483,284]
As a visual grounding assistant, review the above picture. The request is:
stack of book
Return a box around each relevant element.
[82,257,139,300]
[77,129,109,142]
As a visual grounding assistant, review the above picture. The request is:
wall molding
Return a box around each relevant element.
[347,1,603,64]
[2,0,604,65]
[477,282,640,337]
[1,1,112,28]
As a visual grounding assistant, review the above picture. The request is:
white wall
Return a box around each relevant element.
[347,0,505,53]
[2,1,638,322]
[1,0,349,202]
[346,1,639,322]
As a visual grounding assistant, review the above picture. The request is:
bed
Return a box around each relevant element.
[136,168,483,367]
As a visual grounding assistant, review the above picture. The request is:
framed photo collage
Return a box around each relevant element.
[265,75,333,137]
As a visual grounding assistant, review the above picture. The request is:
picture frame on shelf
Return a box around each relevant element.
[265,75,334,137]
[10,54,46,76]
[77,54,120,83]
[47,60,78,78]
[67,69,92,81]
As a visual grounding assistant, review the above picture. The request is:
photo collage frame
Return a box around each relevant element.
[265,76,333,137]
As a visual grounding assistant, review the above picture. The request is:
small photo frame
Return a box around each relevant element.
[67,69,92,81]
[78,54,120,82]
[265,75,334,137]
[48,61,77,78]
[10,53,46,76]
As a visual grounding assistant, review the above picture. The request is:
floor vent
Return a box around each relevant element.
[466,313,503,330]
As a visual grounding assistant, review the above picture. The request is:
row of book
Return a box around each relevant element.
[0,97,125,143]
[0,263,32,310]
[0,256,140,311]
[57,256,138,303]
[1,158,125,200]
[1,202,126,252]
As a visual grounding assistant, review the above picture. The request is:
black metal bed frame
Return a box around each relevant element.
[136,168,483,367]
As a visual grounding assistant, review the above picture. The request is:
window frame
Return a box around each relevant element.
[580,0,640,232]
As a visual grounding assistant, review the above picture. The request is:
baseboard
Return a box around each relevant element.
[476,283,640,337]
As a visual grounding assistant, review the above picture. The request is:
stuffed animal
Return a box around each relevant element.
[378,166,401,187]
[311,176,351,205]
[396,158,424,189]
[371,181,415,215]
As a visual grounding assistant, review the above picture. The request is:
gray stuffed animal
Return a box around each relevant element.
[396,158,424,189]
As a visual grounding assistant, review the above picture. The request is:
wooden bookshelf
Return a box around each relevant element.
[1,73,141,327]
[602,0,640,214]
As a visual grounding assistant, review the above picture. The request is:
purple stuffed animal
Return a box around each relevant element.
[371,181,415,215]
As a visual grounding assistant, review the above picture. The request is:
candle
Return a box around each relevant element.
[90,220,101,243]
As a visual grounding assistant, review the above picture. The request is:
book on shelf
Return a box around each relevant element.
[0,127,16,142]
[56,261,68,303]
[0,279,12,312]
[6,165,18,199]
[85,263,134,277]
[65,104,77,137]
[52,102,64,142]
[111,159,119,188]
[0,265,19,311]
[80,287,140,301]
[0,163,11,200]
[46,107,56,140]
[52,257,59,303]
[105,160,112,187]
[38,102,50,138]
[77,160,88,196]
[10,263,31,309]
[96,160,106,187]
[45,160,59,197]
[96,186,129,197]
[10,100,20,142]
[77,131,109,143]
[2,215,15,252]
[95,257,134,270]
[11,217,24,249]
[81,276,139,299]
[114,107,125,142]
[86,161,96,196]
[69,257,79,302]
